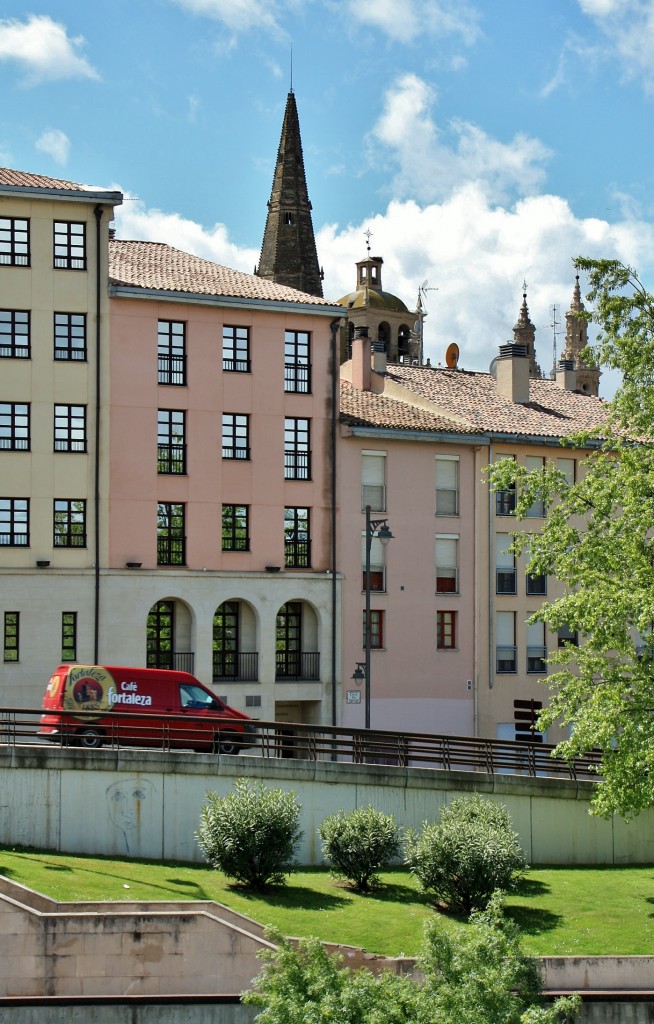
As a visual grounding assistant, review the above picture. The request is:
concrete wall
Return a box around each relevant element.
[2,745,654,865]
[0,1002,257,1023]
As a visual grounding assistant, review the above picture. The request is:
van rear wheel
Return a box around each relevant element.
[78,728,103,749]
[215,732,241,755]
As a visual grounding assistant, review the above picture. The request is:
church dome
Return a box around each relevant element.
[338,288,409,313]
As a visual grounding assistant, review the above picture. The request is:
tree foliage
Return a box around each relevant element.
[319,805,401,891]
[404,794,527,913]
[243,897,579,1024]
[488,257,654,820]
[195,779,303,890]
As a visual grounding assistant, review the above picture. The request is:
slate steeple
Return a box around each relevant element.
[256,91,323,297]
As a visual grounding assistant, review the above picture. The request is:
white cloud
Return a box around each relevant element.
[339,0,481,45]
[170,0,292,35]
[36,129,70,166]
[577,0,654,93]
[369,74,551,205]
[0,15,99,85]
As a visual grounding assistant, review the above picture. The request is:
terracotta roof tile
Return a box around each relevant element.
[0,167,103,192]
[341,365,608,439]
[109,239,336,306]
[340,381,479,434]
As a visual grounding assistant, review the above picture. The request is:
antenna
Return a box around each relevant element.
[290,47,293,92]
[549,304,560,379]
[412,280,437,366]
[364,228,372,254]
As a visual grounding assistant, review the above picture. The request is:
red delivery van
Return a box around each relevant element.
[38,664,257,754]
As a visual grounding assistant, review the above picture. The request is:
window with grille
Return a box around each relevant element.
[158,409,186,474]
[54,405,86,452]
[158,321,186,385]
[0,310,30,357]
[223,325,250,372]
[284,330,311,393]
[284,507,310,568]
[284,417,310,479]
[222,413,250,460]
[0,498,29,546]
[54,499,86,547]
[222,505,249,551]
[54,312,86,360]
[157,502,185,565]
[0,218,29,267]
[53,221,86,270]
[0,403,29,451]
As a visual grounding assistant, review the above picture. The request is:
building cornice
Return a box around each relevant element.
[109,284,345,317]
[0,184,123,206]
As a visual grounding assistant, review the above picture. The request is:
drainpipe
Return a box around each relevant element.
[93,205,103,663]
[330,318,340,730]
[488,439,494,692]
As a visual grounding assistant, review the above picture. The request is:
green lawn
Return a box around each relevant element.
[1,848,653,957]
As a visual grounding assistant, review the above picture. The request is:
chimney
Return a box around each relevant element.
[495,342,530,404]
[372,339,387,375]
[555,358,577,392]
[351,326,372,391]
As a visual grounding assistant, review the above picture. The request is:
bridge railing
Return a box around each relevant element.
[0,707,602,781]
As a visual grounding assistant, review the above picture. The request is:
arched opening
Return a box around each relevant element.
[398,324,411,362]
[275,600,319,680]
[377,321,390,349]
[146,598,194,674]
[212,600,258,682]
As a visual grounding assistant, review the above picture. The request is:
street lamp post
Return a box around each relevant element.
[362,504,393,729]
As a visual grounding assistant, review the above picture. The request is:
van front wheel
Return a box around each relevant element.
[78,728,103,749]
[215,732,241,755]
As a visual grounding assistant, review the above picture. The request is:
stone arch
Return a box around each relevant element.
[212,598,259,682]
[146,597,195,674]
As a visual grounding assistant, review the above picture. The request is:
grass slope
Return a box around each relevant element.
[1,848,653,957]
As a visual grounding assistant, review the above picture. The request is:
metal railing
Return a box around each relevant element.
[0,708,602,781]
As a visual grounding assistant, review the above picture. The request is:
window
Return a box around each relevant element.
[0,217,29,267]
[222,325,250,373]
[0,498,29,546]
[558,624,578,648]
[496,535,517,594]
[525,455,545,517]
[53,221,86,270]
[363,609,384,649]
[284,330,311,393]
[147,599,174,669]
[361,451,386,512]
[3,612,18,662]
[157,502,185,565]
[158,320,186,385]
[54,499,86,547]
[284,417,310,479]
[62,612,77,662]
[526,571,547,596]
[0,310,30,358]
[527,621,547,674]
[437,610,456,650]
[222,413,249,460]
[54,405,86,452]
[435,535,458,593]
[213,600,239,679]
[496,611,516,672]
[495,484,516,516]
[361,533,386,592]
[222,504,249,551]
[158,410,186,474]
[435,456,459,515]
[0,403,30,451]
[557,457,575,487]
[54,312,86,361]
[284,507,310,568]
[514,699,544,743]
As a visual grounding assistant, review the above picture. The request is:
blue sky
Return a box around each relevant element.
[2,0,653,392]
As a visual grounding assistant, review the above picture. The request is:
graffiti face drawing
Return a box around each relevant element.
[106,778,154,853]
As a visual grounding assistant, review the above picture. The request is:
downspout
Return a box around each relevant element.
[93,205,103,663]
[488,439,494,691]
[330,318,340,729]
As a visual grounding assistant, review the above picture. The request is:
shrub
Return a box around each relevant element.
[404,793,527,913]
[195,778,303,890]
[319,805,400,891]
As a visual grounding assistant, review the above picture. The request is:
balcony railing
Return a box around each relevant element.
[496,645,517,673]
[148,650,195,674]
[213,651,259,682]
[527,646,548,674]
[275,651,320,681]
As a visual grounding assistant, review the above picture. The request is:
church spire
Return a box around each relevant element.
[562,275,600,396]
[256,91,323,297]
[512,281,542,378]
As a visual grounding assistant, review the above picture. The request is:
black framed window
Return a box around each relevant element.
[213,600,239,679]
[53,221,86,270]
[222,325,250,372]
[0,498,29,546]
[0,218,29,267]
[158,320,186,385]
[284,330,311,393]
[157,502,185,565]
[284,507,310,567]
[54,312,86,360]
[0,310,30,358]
[222,413,249,460]
[558,625,579,648]
[147,599,174,668]
[157,409,186,474]
[284,417,310,479]
[0,403,30,451]
[3,612,19,662]
[222,504,249,551]
[54,404,86,452]
[495,485,516,516]
[54,499,86,547]
[526,573,547,596]
[61,612,77,662]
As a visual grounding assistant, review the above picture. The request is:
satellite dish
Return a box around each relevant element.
[445,342,459,369]
[489,356,499,380]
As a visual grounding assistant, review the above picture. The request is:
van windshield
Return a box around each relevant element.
[179,683,222,710]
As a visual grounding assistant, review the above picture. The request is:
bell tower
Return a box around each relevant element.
[562,276,600,396]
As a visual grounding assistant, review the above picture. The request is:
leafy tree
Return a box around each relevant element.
[195,779,303,890]
[319,805,401,891]
[404,794,527,914]
[488,258,654,820]
[243,896,579,1024]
